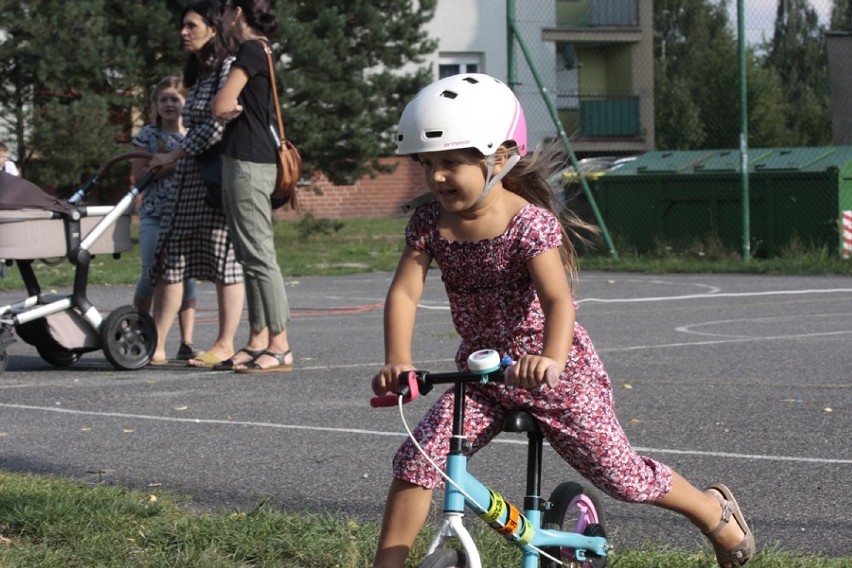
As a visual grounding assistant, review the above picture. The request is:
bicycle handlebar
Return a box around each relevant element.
[370,350,559,408]
[369,367,505,408]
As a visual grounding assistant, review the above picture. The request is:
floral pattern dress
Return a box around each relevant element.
[392,201,673,503]
[132,126,184,220]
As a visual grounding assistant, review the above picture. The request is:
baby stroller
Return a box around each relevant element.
[0,152,158,373]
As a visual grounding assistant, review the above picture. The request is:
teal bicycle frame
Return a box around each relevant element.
[373,361,610,568]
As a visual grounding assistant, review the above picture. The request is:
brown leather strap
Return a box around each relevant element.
[261,40,286,142]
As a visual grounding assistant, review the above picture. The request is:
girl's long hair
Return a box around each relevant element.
[181,0,234,89]
[499,143,600,289]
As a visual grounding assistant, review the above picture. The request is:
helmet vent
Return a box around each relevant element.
[425,130,443,139]
[462,77,479,85]
[438,90,458,99]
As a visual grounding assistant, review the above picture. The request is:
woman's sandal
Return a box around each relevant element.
[234,350,293,374]
[187,351,224,368]
[213,348,264,371]
[704,484,755,567]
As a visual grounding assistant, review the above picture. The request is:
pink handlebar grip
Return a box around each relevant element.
[370,371,422,407]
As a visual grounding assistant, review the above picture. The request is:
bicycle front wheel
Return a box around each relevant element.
[540,481,607,568]
[418,548,468,568]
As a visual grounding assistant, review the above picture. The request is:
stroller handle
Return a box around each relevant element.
[93,151,154,177]
[68,151,156,205]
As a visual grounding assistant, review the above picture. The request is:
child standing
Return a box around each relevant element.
[371,74,754,568]
[131,76,200,363]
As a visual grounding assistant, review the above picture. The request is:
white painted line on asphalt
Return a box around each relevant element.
[596,329,852,352]
[675,313,852,338]
[417,288,852,310]
[1,402,850,465]
[578,288,852,304]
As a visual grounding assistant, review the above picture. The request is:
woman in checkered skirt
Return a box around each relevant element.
[148,0,245,367]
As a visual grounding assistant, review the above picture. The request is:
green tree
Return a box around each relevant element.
[761,0,831,146]
[1,1,436,192]
[277,0,437,184]
[0,0,151,189]
[830,0,852,29]
[746,60,793,147]
[653,0,817,150]
[654,0,740,149]
[102,1,187,103]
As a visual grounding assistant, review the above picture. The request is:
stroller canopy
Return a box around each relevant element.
[0,171,74,215]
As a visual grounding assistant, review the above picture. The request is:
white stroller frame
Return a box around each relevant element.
[0,152,158,373]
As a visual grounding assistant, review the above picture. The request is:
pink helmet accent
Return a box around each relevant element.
[396,73,528,157]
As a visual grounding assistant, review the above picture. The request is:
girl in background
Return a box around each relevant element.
[131,76,200,363]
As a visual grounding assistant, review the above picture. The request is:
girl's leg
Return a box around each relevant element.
[373,390,504,568]
[134,216,159,315]
[134,295,152,314]
[177,278,197,347]
[373,478,432,568]
[532,329,751,566]
[151,280,184,363]
[177,297,197,346]
[654,471,749,565]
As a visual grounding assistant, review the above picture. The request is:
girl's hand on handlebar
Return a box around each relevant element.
[507,355,561,389]
[372,362,415,396]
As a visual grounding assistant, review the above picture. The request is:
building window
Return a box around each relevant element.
[439,53,482,79]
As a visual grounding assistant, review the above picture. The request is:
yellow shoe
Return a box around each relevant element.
[187,351,222,368]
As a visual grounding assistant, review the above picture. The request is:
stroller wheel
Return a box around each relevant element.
[36,347,81,367]
[100,306,157,371]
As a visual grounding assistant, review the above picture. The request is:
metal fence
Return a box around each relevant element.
[504,0,846,259]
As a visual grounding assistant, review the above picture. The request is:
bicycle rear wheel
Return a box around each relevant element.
[418,548,468,567]
[541,481,607,568]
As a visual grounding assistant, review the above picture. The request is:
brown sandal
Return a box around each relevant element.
[704,484,755,567]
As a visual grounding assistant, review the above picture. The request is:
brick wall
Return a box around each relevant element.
[275,157,426,220]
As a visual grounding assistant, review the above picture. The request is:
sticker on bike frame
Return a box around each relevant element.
[496,502,521,536]
[515,516,534,545]
[479,489,506,524]
[479,488,532,542]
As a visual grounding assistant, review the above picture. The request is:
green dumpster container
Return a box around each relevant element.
[595,146,852,256]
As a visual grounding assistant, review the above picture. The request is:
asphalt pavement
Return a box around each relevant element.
[1,271,850,557]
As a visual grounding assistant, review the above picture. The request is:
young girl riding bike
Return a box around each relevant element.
[371,73,755,568]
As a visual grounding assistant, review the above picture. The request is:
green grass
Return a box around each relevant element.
[0,470,847,567]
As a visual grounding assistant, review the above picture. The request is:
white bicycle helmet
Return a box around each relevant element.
[397,73,528,199]
[396,73,527,158]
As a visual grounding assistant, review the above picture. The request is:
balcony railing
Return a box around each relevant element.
[557,94,641,138]
[557,0,638,27]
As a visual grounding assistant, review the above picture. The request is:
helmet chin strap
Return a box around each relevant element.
[475,152,521,205]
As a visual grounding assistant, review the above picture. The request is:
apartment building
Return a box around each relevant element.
[419,0,655,156]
